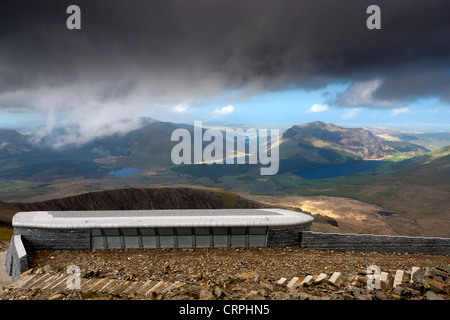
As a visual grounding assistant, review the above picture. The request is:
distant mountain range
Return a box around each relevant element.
[0,120,185,180]
[1,120,449,237]
[0,119,445,181]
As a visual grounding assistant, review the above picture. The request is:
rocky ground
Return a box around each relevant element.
[0,241,9,252]
[1,242,449,301]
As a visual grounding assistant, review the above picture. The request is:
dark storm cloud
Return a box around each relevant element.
[0,0,449,111]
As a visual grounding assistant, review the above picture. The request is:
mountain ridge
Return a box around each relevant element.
[0,187,267,224]
[0,119,447,182]
[282,121,391,159]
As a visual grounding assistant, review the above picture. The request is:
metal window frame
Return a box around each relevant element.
[89,226,269,249]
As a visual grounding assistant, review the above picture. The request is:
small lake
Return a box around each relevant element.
[108,168,143,177]
[378,211,398,217]
[294,160,382,179]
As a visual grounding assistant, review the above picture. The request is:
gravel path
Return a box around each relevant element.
[0,252,12,288]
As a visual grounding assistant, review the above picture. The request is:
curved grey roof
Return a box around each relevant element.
[12,208,314,229]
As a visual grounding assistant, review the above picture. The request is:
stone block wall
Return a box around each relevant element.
[6,235,29,281]
[267,224,312,247]
[14,227,90,251]
[300,231,450,255]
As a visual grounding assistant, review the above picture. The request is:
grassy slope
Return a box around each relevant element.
[264,145,450,237]
[0,222,13,242]
[395,132,450,150]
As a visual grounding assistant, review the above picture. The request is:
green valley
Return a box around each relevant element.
[0,120,449,237]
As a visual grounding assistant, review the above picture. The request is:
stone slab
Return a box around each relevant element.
[329,272,341,284]
[299,275,313,286]
[287,277,299,288]
[315,273,327,283]
[393,270,404,288]
[410,267,420,283]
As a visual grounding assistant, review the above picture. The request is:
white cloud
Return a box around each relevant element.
[307,104,330,113]
[335,78,393,108]
[390,107,411,116]
[172,103,189,113]
[213,105,234,116]
[342,108,362,119]
[426,106,448,114]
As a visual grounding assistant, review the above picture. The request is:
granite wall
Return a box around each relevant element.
[14,227,90,251]
[300,231,450,255]
[6,235,29,281]
[267,224,312,247]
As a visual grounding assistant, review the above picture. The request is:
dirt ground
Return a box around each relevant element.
[242,194,405,235]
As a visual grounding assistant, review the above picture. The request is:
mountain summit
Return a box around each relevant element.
[282,121,388,159]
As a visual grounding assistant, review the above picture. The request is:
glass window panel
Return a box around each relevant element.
[213,235,228,247]
[140,228,156,236]
[142,236,157,248]
[194,227,210,235]
[103,229,120,236]
[124,236,140,248]
[160,236,175,248]
[212,227,228,235]
[176,228,192,235]
[91,236,105,249]
[195,235,211,247]
[121,228,138,236]
[177,235,193,248]
[248,227,268,235]
[91,229,102,236]
[231,235,246,247]
[230,227,246,235]
[158,228,174,236]
[248,235,266,247]
[106,236,122,248]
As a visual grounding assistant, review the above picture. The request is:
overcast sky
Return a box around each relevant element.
[0,0,449,143]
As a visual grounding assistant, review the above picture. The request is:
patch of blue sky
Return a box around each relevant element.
[192,83,349,125]
[196,84,450,131]
[0,112,47,130]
